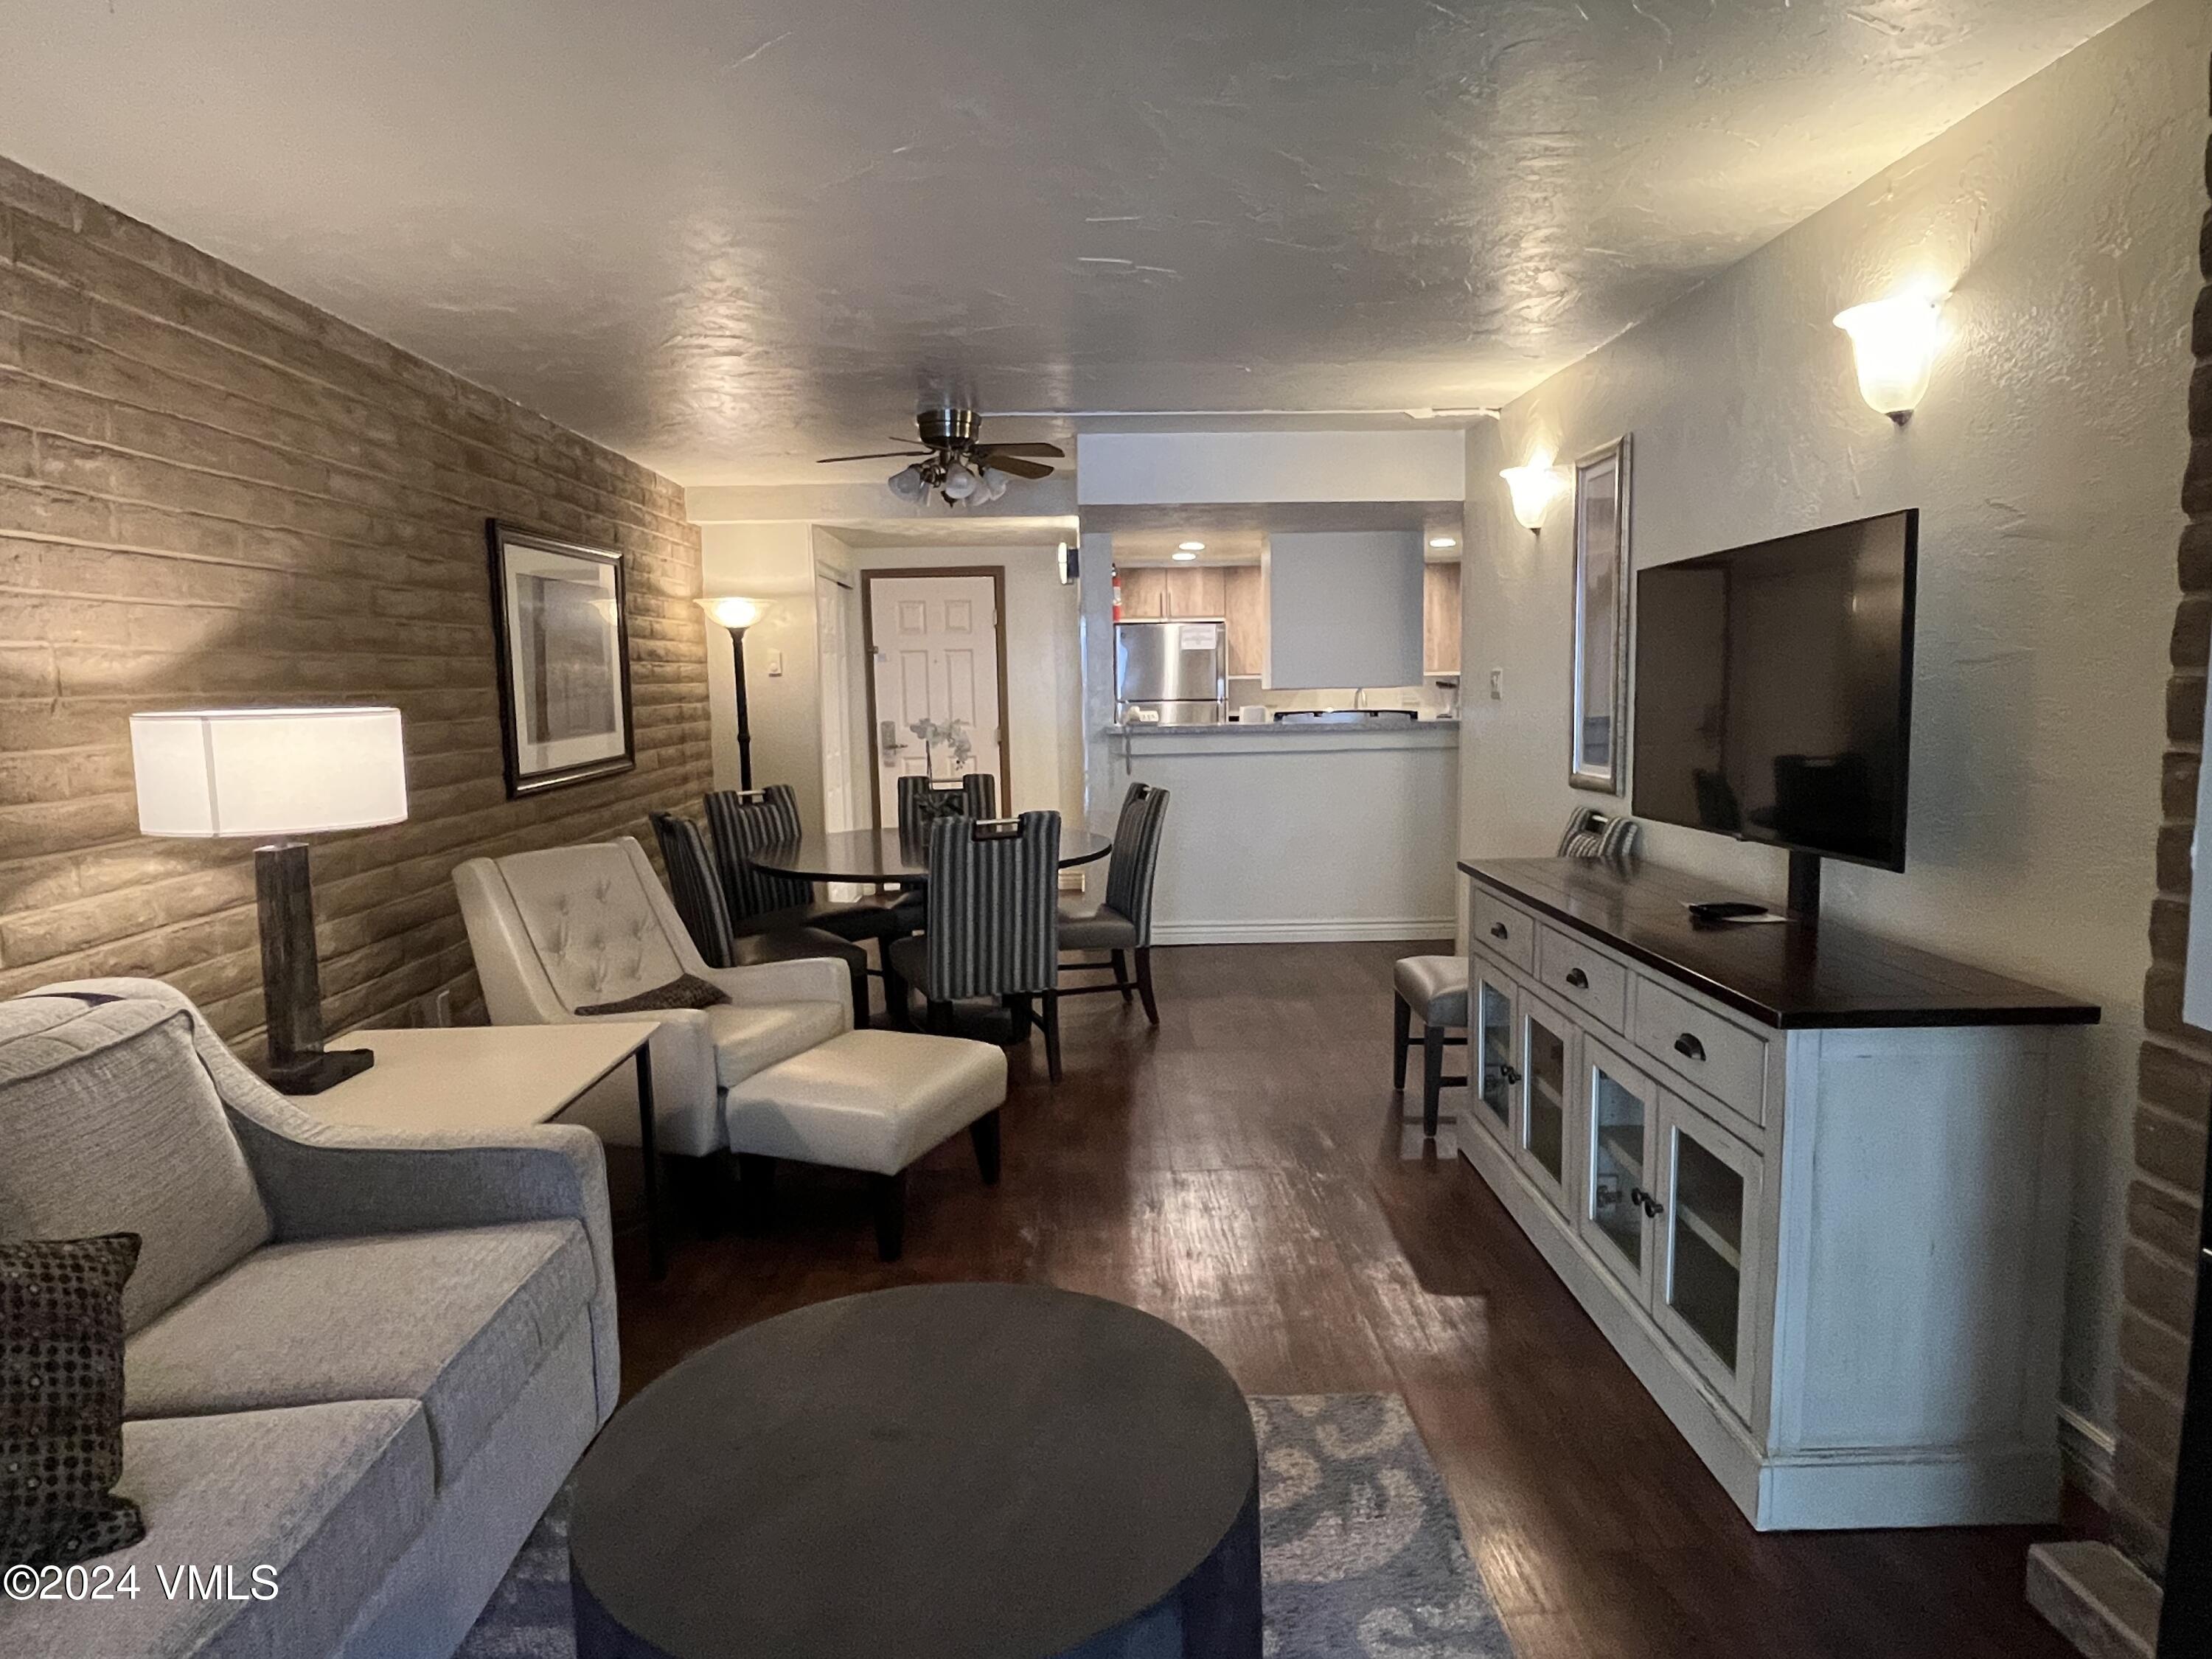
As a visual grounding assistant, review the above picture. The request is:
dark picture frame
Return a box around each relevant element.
[485,520,636,798]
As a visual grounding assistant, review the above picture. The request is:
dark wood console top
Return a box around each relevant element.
[1459,858,2100,1032]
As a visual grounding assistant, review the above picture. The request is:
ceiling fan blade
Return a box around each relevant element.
[982,456,1054,481]
[975,442,1065,459]
[817,451,930,463]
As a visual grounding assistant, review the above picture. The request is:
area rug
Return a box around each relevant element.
[459,1392,1512,1658]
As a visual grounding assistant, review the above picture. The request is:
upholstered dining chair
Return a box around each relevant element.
[702,787,911,947]
[886,812,1065,1080]
[650,811,870,1028]
[895,773,974,838]
[1057,782,1170,1024]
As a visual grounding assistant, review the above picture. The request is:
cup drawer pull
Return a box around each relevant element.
[1489,922,1510,941]
[1673,1032,1706,1062]
[1564,967,1590,990]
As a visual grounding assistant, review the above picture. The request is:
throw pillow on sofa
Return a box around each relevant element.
[0,1232,145,1568]
[575,974,729,1016]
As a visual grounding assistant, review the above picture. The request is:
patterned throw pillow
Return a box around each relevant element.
[574,974,729,1017]
[0,1234,145,1568]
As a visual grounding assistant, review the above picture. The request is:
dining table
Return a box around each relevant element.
[748,825,1113,886]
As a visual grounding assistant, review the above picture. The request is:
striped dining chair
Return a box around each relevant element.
[703,787,910,945]
[896,774,974,838]
[650,810,870,1027]
[886,812,1065,1081]
[1057,782,1170,1024]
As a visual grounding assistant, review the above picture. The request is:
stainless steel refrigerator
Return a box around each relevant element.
[1116,618,1227,726]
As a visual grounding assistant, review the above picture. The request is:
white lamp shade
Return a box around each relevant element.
[1834,293,1945,418]
[1500,464,1565,531]
[131,707,408,838]
[700,595,765,630]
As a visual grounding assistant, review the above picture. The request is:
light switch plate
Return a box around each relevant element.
[768,651,785,676]
[1488,668,1504,700]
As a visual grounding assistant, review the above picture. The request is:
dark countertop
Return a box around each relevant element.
[1460,857,2100,1031]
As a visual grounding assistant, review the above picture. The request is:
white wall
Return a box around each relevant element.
[835,543,1086,826]
[1265,530,1426,689]
[1122,726,1460,942]
[1458,0,2208,1442]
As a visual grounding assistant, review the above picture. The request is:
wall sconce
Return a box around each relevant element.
[1500,463,1566,532]
[1833,292,1946,423]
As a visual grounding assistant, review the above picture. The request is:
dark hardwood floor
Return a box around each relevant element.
[610,939,2087,1659]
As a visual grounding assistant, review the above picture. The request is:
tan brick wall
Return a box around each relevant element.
[0,153,712,1048]
[2115,69,2212,1569]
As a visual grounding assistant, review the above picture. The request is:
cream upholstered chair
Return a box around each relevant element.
[452,837,850,1161]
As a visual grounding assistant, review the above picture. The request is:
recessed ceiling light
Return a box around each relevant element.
[1172,550,1199,562]
[1178,540,1206,552]
[1428,535,1458,549]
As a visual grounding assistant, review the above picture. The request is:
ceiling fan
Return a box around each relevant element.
[818,408,1065,506]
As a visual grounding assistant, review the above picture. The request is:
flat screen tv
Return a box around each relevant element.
[1632,509,1917,872]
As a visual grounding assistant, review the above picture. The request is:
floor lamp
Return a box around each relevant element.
[701,596,765,790]
[130,706,409,1094]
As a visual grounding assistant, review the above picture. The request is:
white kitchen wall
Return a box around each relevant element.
[1458,0,2208,1450]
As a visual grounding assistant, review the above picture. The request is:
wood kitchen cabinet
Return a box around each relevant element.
[1117,565,1225,620]
[1424,560,1461,675]
[1223,566,1266,678]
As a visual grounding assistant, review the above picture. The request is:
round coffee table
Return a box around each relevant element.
[568,1284,1261,1659]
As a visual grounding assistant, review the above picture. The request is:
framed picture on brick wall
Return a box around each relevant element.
[487,521,636,797]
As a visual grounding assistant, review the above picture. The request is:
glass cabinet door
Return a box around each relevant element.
[1652,1092,1764,1419]
[1517,998,1572,1211]
[1473,971,1519,1146]
[1579,1040,1655,1298]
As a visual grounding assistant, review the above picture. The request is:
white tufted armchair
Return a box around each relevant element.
[452,838,850,1159]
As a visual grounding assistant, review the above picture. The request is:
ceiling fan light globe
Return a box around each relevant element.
[941,463,978,501]
[888,465,926,503]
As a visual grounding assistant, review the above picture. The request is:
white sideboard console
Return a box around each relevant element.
[1456,857,2098,1531]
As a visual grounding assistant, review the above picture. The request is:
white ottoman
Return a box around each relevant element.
[723,1028,1008,1259]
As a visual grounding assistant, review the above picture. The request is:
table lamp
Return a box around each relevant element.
[131,706,409,1095]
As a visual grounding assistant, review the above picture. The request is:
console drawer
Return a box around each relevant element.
[1632,977,1768,1129]
[1535,924,1627,1032]
[1472,889,1535,973]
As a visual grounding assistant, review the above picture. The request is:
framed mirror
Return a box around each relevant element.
[1571,437,1632,793]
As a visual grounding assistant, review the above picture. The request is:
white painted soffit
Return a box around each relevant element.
[1076,430,1467,505]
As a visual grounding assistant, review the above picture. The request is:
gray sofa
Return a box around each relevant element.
[0,980,618,1659]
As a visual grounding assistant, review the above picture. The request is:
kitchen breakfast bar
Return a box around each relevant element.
[1103,717,1459,944]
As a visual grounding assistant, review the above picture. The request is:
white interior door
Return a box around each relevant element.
[868,574,1005,827]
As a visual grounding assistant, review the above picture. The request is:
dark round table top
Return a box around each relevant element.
[567,1284,1258,1659]
[750,825,1112,885]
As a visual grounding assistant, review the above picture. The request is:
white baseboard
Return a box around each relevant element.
[2057,1402,2118,1509]
[1150,916,1457,945]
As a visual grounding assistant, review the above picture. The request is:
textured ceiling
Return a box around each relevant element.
[0,0,2143,485]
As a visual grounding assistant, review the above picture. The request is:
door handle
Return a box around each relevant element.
[1630,1186,1663,1219]
[1673,1033,1706,1063]
[1565,967,1590,990]
[1498,1064,1522,1086]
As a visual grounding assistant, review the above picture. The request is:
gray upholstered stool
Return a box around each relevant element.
[1392,956,1469,1137]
